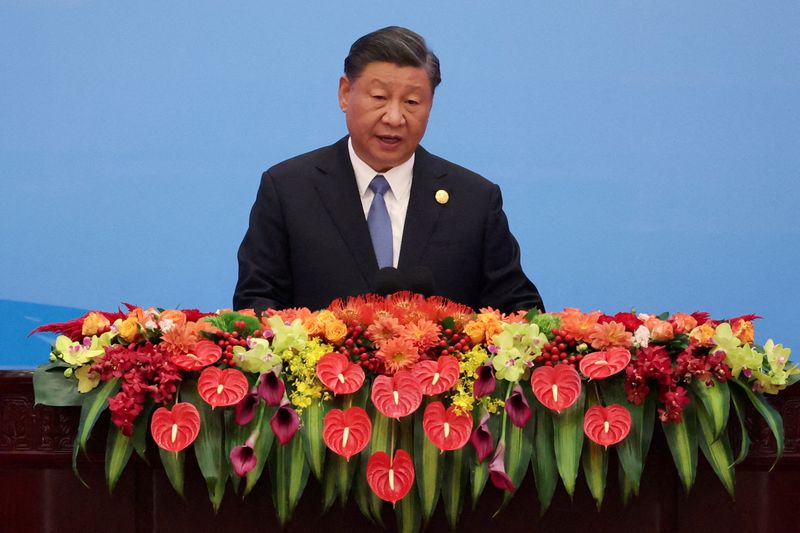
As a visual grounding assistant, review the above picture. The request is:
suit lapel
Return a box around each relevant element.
[311,137,378,286]
[398,146,448,270]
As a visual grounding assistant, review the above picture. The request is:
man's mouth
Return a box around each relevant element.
[376,135,401,146]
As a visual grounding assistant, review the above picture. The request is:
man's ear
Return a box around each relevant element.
[338,75,351,112]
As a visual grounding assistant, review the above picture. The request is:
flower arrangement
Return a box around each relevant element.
[32,294,798,531]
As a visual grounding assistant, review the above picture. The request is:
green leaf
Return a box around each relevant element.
[132,401,154,462]
[334,452,359,506]
[159,448,185,497]
[531,401,557,515]
[395,416,421,533]
[729,387,751,465]
[552,387,585,497]
[105,424,134,494]
[691,380,730,442]
[182,380,227,511]
[599,378,645,494]
[322,454,339,513]
[662,400,698,493]
[696,396,735,497]
[413,404,441,523]
[269,430,310,526]
[301,398,329,481]
[244,404,275,496]
[77,378,120,450]
[33,362,84,406]
[202,312,261,336]
[617,461,635,506]
[499,409,534,512]
[731,379,784,470]
[441,447,467,530]
[441,317,456,331]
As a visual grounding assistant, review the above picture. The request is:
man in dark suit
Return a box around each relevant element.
[234,27,543,314]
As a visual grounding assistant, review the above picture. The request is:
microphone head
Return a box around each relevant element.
[406,267,436,297]
[372,267,404,296]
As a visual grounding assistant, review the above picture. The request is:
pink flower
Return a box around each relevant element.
[488,441,515,492]
[504,384,532,428]
[470,410,493,463]
[270,398,300,445]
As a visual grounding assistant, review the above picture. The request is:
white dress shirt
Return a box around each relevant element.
[348,137,413,268]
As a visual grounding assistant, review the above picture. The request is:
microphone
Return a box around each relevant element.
[372,267,436,297]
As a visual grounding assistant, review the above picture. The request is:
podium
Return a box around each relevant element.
[1,369,798,532]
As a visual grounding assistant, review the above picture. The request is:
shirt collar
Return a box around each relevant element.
[348,137,414,199]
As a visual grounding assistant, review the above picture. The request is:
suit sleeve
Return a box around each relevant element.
[479,185,545,313]
[233,170,293,312]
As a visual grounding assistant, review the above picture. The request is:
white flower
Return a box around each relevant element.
[634,325,650,348]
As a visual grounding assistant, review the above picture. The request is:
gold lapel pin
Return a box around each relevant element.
[435,189,449,205]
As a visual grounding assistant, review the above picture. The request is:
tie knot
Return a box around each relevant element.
[369,175,391,196]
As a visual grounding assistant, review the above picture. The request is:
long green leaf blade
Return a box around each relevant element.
[105,424,134,493]
[413,406,441,523]
[729,387,751,465]
[442,447,466,530]
[600,378,645,494]
[159,448,185,497]
[552,387,585,497]
[500,415,534,511]
[182,380,227,510]
[662,400,697,493]
[270,432,310,526]
[691,380,730,442]
[301,398,328,481]
[396,416,421,533]
[696,398,735,497]
[731,379,784,469]
[244,404,275,496]
[78,378,120,449]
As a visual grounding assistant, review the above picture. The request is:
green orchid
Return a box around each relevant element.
[751,340,799,393]
[267,315,308,354]
[53,335,106,366]
[232,338,281,374]
[490,322,548,382]
[713,323,742,353]
[724,344,763,378]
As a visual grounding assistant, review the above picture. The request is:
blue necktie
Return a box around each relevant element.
[367,175,393,268]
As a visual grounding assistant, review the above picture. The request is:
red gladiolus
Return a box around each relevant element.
[322,407,372,461]
[150,402,201,452]
[413,355,460,395]
[583,404,632,448]
[270,398,300,445]
[579,347,631,380]
[473,363,496,398]
[422,401,472,451]
[258,369,285,406]
[470,410,493,463]
[171,340,221,371]
[488,441,515,492]
[198,366,249,408]
[531,364,582,412]
[316,352,365,395]
[370,370,423,419]
[505,383,532,428]
[366,449,415,504]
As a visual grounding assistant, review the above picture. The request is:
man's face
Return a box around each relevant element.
[338,61,433,173]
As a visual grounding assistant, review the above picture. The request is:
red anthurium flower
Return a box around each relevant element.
[583,404,632,448]
[473,363,496,398]
[366,449,415,504]
[150,402,201,452]
[171,340,221,371]
[258,369,285,406]
[579,347,631,380]
[230,433,258,477]
[470,409,493,463]
[488,441,515,492]
[413,355,460,395]
[505,383,532,428]
[422,401,472,451]
[322,406,372,461]
[370,370,423,419]
[531,364,582,412]
[270,397,300,445]
[234,391,260,426]
[198,366,249,408]
[316,352,365,395]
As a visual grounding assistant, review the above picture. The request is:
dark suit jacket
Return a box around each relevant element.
[234,137,544,313]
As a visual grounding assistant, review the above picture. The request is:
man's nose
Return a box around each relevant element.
[382,100,405,127]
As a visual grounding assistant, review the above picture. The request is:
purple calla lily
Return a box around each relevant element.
[469,409,493,463]
[230,433,258,477]
[270,397,300,445]
[504,383,532,428]
[235,391,260,426]
[473,363,496,398]
[488,441,515,492]
[258,369,285,406]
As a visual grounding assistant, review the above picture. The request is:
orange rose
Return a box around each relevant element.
[645,318,674,341]
[82,312,110,336]
[158,309,187,330]
[731,320,755,344]
[118,317,140,343]
[688,323,716,346]
[324,320,347,344]
[670,313,698,334]
[464,320,486,344]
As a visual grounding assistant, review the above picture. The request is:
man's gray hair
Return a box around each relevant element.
[344,26,441,92]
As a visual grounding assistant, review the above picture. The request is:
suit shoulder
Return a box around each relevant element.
[422,150,500,193]
[264,143,338,180]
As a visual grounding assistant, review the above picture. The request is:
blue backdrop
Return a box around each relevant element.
[2,1,798,367]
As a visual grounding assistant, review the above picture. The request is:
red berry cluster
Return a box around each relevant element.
[215,320,251,366]
[438,328,471,359]
[337,324,378,371]
[541,328,582,367]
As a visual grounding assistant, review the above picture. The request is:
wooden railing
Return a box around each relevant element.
[1,369,798,532]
